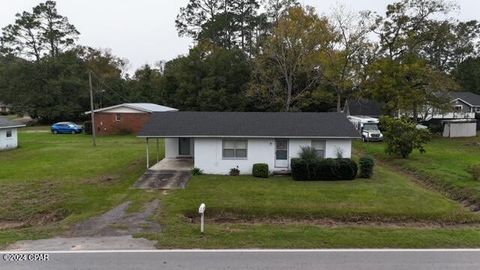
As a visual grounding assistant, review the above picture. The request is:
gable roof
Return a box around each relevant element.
[448,92,480,106]
[0,117,25,129]
[344,99,384,117]
[139,112,360,139]
[85,103,178,114]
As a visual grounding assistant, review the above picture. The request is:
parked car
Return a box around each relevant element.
[51,122,83,134]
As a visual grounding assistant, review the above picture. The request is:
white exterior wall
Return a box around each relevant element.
[165,138,179,158]
[192,138,353,175]
[164,138,194,158]
[0,128,19,150]
[325,139,352,158]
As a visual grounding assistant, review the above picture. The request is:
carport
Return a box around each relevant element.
[135,138,193,190]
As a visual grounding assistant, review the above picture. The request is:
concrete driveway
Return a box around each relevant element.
[134,159,193,190]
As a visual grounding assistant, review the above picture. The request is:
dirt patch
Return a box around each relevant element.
[186,215,480,229]
[81,175,120,185]
[6,236,157,251]
[0,181,68,228]
[0,222,25,230]
[71,200,161,237]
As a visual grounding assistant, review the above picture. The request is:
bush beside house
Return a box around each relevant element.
[359,156,375,178]
[253,163,269,178]
[291,158,357,181]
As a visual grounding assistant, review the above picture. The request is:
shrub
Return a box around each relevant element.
[291,158,358,181]
[468,165,480,181]
[253,163,269,178]
[83,121,92,135]
[291,158,310,180]
[316,158,336,180]
[299,146,319,162]
[381,116,431,158]
[191,168,204,176]
[331,158,358,180]
[229,166,240,176]
[359,156,375,178]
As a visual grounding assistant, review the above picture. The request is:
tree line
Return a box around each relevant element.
[0,0,479,123]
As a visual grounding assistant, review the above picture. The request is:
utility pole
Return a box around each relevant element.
[89,71,97,147]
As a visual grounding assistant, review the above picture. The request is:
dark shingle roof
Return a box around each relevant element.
[344,99,384,117]
[0,117,25,129]
[448,92,480,106]
[139,112,360,138]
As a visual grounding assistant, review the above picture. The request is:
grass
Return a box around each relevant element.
[161,172,476,223]
[2,129,480,248]
[355,136,480,206]
[0,129,160,247]
[145,165,480,248]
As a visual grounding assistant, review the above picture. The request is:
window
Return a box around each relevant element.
[476,107,480,113]
[223,140,247,159]
[6,129,12,138]
[312,140,325,158]
[115,113,121,122]
[454,105,463,112]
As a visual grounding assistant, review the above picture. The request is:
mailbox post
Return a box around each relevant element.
[198,203,206,234]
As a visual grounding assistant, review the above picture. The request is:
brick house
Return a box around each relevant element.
[86,103,177,135]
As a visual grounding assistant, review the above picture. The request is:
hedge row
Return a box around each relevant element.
[291,158,358,181]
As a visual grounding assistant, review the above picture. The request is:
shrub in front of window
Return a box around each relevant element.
[229,166,240,176]
[192,167,204,176]
[358,156,375,178]
[299,146,320,162]
[292,158,357,181]
[253,163,269,178]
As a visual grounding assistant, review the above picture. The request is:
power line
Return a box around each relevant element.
[90,71,130,103]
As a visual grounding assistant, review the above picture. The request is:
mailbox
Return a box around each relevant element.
[199,203,206,214]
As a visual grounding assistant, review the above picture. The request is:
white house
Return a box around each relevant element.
[0,117,25,150]
[138,112,360,175]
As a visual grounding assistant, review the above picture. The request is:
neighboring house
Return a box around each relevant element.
[0,117,25,150]
[343,99,384,118]
[138,112,360,175]
[0,102,11,114]
[447,91,480,114]
[422,92,480,121]
[85,103,178,135]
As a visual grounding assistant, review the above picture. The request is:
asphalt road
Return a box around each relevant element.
[1,249,480,270]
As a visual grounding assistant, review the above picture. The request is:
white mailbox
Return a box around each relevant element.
[199,203,206,234]
[199,203,206,214]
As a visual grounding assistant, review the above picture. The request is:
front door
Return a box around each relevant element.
[275,139,289,168]
[178,138,191,156]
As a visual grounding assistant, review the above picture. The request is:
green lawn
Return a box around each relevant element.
[146,168,480,248]
[356,136,480,205]
[2,130,480,248]
[0,130,159,247]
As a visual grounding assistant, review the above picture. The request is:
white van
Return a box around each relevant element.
[347,116,384,142]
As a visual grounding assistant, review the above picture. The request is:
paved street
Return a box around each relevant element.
[2,249,480,270]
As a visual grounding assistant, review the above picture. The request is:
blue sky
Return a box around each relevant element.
[1,0,478,73]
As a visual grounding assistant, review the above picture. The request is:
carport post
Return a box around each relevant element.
[146,138,150,169]
[156,138,160,163]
